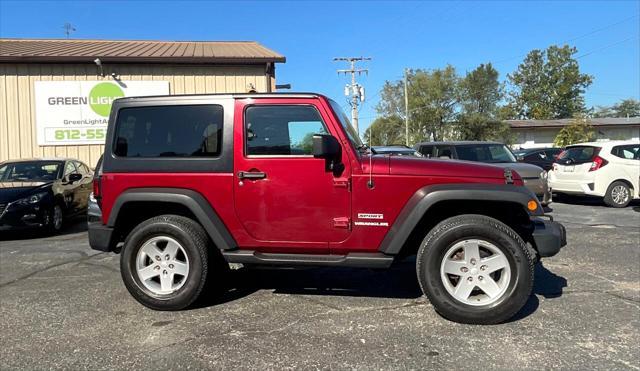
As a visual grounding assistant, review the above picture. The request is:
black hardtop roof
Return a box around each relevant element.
[415,141,504,146]
[112,92,329,104]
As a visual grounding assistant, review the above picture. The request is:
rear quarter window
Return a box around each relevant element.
[113,105,223,158]
[611,145,640,160]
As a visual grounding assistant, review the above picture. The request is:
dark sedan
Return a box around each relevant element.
[0,158,93,233]
[513,147,562,171]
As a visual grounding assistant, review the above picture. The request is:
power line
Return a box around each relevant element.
[576,36,638,59]
[334,57,371,134]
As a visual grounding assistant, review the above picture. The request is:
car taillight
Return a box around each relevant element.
[92,176,102,199]
[589,156,608,171]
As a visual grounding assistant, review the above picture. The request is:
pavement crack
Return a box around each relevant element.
[0,252,107,288]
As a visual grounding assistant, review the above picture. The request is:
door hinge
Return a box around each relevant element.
[333,178,351,191]
[332,217,351,230]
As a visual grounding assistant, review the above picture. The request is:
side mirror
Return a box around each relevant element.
[68,173,82,183]
[312,134,342,171]
[313,134,340,160]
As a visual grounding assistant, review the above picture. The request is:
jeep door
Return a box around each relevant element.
[233,98,351,253]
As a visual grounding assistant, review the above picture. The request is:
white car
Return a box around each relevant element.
[549,140,640,207]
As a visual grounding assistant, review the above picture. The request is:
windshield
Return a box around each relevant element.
[0,161,62,182]
[455,144,516,163]
[327,99,364,150]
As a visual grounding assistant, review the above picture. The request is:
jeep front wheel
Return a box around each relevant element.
[416,214,534,324]
[120,215,210,310]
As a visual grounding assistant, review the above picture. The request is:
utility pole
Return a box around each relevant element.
[334,57,370,134]
[404,68,410,146]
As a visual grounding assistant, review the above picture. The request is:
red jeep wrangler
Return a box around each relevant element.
[89,93,566,324]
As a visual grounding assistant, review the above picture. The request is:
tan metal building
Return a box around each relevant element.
[0,38,285,167]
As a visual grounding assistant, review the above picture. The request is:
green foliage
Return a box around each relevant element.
[612,99,640,118]
[456,63,511,142]
[553,115,595,147]
[507,45,593,119]
[592,105,615,118]
[592,99,640,118]
[363,116,405,146]
[376,66,459,144]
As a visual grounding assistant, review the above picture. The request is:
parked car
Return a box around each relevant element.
[549,141,640,208]
[372,145,423,157]
[513,147,563,171]
[0,158,93,233]
[415,141,552,205]
[88,93,565,325]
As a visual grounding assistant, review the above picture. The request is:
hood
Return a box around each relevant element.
[0,181,52,204]
[484,162,544,178]
[384,156,521,181]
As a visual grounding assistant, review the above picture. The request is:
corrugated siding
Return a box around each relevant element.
[0,63,270,167]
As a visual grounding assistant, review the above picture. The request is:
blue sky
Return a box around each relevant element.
[1,0,639,135]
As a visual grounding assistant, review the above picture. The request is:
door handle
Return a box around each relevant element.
[238,171,266,180]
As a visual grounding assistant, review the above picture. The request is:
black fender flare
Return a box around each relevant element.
[378,183,542,255]
[108,188,237,250]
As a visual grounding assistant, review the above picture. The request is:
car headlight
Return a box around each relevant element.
[540,171,548,180]
[14,192,48,206]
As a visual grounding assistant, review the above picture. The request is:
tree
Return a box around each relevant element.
[553,115,595,147]
[376,66,459,144]
[613,99,640,117]
[456,63,512,141]
[592,105,615,118]
[363,116,405,146]
[506,45,593,119]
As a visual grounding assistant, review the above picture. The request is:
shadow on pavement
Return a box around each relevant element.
[555,194,640,208]
[198,259,567,324]
[511,262,567,321]
[0,216,87,241]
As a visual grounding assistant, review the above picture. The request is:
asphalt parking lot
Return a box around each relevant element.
[1,201,639,370]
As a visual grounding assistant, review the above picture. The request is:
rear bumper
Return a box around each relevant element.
[531,218,567,258]
[87,194,116,252]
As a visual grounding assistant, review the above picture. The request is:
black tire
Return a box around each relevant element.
[120,215,211,310]
[46,204,64,234]
[416,214,534,325]
[603,181,632,208]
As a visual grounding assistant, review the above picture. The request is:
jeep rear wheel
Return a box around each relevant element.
[120,215,211,310]
[416,214,534,324]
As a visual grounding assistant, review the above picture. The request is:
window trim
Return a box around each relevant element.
[243,104,330,159]
[102,96,234,174]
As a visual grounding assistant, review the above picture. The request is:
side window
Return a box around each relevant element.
[64,162,77,177]
[524,153,540,161]
[420,145,434,158]
[435,146,454,159]
[113,105,223,158]
[73,161,86,174]
[612,145,640,160]
[245,105,328,156]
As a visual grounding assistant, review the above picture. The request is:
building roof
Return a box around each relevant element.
[507,117,640,129]
[0,38,286,64]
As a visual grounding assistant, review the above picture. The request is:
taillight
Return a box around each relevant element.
[589,156,608,171]
[92,176,102,199]
[556,150,566,160]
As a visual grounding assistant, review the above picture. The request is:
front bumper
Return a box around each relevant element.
[531,218,567,258]
[87,194,115,252]
[0,202,51,230]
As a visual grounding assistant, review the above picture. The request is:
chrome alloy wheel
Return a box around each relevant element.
[611,185,630,205]
[440,239,511,306]
[135,236,190,295]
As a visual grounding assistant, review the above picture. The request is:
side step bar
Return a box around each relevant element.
[222,250,394,269]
